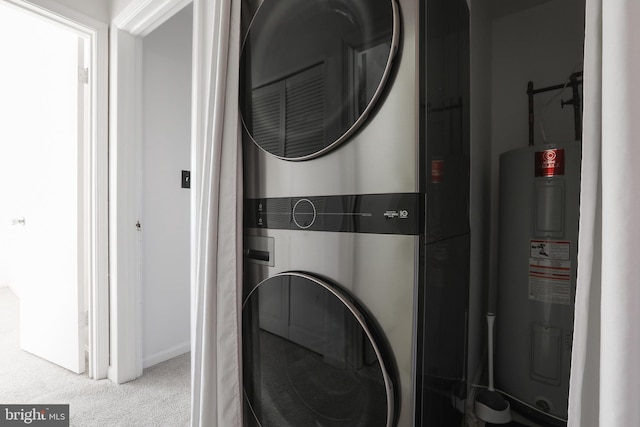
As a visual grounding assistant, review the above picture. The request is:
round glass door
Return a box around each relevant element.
[240,0,400,160]
[242,272,395,426]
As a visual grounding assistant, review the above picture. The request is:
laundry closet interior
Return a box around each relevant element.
[239,0,586,425]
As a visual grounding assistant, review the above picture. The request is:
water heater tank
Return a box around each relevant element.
[495,142,581,424]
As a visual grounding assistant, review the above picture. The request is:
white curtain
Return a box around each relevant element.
[190,0,243,425]
[569,0,640,425]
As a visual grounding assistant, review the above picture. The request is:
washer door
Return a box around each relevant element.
[243,272,395,427]
[240,0,400,160]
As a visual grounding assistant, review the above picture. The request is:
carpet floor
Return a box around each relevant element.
[0,287,190,426]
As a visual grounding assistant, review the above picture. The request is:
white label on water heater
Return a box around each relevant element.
[528,240,572,305]
[529,240,570,260]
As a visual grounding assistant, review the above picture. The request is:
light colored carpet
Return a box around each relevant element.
[0,287,191,426]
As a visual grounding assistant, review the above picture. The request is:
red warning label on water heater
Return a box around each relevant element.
[535,148,565,177]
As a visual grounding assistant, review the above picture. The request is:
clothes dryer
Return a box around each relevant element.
[240,0,471,426]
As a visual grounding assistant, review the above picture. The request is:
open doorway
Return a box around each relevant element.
[109,0,194,383]
[139,2,193,369]
[0,0,108,379]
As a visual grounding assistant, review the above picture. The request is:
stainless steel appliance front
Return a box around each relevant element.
[242,0,418,199]
[241,0,471,425]
[244,229,419,427]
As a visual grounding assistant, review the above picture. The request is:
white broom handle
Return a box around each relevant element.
[487,313,496,391]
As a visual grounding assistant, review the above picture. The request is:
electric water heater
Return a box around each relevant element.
[495,142,581,425]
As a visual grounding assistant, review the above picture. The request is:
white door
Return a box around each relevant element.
[1,10,88,374]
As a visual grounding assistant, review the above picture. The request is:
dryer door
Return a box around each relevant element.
[243,272,395,427]
[240,0,400,160]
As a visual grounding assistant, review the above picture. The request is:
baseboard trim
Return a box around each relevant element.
[143,342,190,369]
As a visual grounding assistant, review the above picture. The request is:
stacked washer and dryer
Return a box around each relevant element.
[240,0,470,426]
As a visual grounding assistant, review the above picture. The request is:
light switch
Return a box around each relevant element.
[182,170,191,189]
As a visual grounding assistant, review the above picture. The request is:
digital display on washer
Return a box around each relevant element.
[240,0,400,160]
[245,193,421,235]
[243,272,394,427]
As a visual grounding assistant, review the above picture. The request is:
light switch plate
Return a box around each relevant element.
[182,170,191,189]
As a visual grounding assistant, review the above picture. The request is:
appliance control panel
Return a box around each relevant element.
[245,193,421,235]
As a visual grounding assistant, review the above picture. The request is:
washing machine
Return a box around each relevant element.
[240,0,470,426]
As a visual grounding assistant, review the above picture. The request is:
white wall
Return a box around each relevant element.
[140,3,192,368]
[488,0,585,305]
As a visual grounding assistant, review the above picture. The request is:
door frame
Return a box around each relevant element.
[109,0,192,384]
[2,0,110,379]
